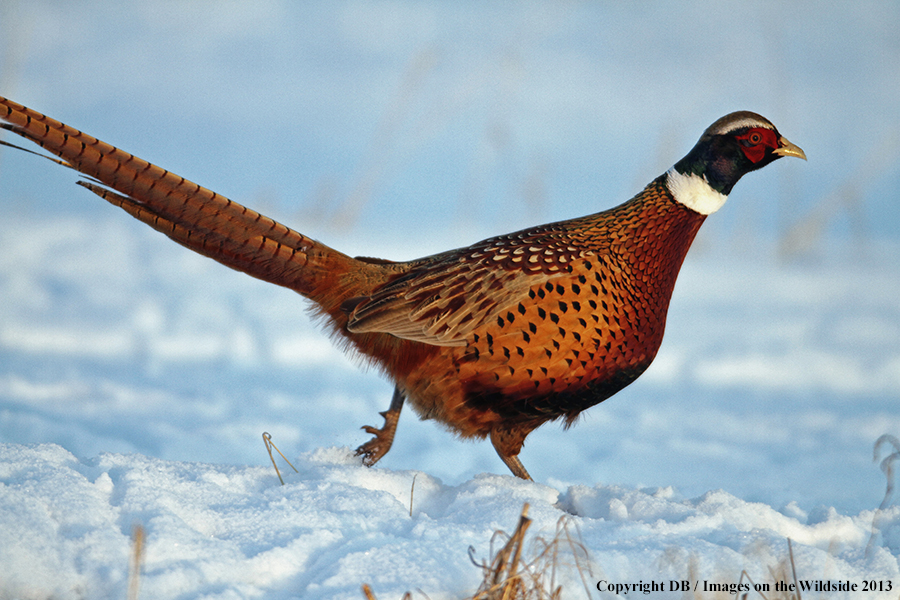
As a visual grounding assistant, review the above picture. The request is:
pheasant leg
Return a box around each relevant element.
[355,386,405,466]
[490,425,533,480]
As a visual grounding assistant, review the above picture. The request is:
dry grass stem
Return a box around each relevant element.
[867,434,900,556]
[127,523,145,600]
[686,537,802,600]
[361,584,377,600]
[467,503,593,600]
[361,502,592,600]
[262,431,298,485]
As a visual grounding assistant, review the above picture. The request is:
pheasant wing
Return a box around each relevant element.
[347,225,606,346]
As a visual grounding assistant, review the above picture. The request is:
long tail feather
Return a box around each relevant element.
[0,96,354,297]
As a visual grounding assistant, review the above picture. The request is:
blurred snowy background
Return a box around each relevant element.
[1,1,898,516]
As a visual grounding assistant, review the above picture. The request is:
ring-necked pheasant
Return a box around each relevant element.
[0,97,805,479]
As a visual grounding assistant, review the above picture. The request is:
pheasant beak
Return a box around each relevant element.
[773,136,807,160]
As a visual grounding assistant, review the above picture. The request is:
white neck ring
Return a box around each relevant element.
[666,169,728,215]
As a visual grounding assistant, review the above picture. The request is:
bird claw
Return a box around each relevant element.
[355,431,390,467]
[355,406,401,467]
[355,422,395,466]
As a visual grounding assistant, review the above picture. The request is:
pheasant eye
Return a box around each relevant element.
[748,131,762,144]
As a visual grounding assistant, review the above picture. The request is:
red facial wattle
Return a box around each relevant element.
[736,128,779,163]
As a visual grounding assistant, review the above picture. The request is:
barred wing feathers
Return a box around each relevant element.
[347,222,611,346]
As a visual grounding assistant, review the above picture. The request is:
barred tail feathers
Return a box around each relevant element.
[0,95,365,312]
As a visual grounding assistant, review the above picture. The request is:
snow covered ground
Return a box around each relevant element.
[2,442,899,599]
[1,2,899,598]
